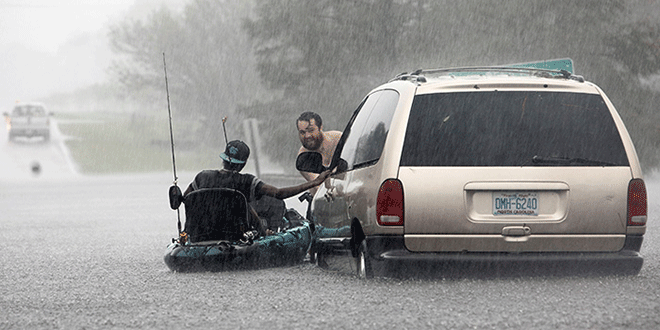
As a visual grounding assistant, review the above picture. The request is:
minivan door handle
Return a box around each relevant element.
[502,226,531,237]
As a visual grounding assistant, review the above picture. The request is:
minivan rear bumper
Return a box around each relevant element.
[365,235,644,276]
[10,127,49,136]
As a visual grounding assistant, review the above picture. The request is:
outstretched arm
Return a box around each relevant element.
[260,169,331,200]
[299,170,318,182]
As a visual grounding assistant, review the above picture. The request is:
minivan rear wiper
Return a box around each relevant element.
[531,155,617,166]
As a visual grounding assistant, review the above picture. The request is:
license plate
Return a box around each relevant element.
[493,191,539,216]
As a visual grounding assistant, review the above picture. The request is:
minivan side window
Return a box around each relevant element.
[336,90,400,171]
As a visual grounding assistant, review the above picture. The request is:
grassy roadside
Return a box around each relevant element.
[57,112,219,174]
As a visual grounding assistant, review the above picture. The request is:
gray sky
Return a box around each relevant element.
[0,0,137,109]
[0,0,133,53]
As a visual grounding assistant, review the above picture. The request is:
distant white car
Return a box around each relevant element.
[3,102,51,141]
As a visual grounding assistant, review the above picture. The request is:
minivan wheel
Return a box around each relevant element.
[357,241,373,279]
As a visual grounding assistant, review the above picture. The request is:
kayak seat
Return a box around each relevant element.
[250,195,286,231]
[183,188,250,242]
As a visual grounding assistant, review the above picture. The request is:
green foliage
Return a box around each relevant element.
[110,0,660,170]
[244,0,403,89]
[607,21,660,76]
[108,0,268,141]
[243,0,660,170]
[58,112,218,173]
[245,0,627,89]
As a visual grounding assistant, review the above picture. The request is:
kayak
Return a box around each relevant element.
[164,186,313,272]
[164,216,313,272]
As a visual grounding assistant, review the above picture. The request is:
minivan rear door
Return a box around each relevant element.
[399,88,633,253]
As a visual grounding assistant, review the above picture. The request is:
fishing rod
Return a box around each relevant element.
[164,53,177,185]
[222,116,229,145]
[163,53,184,240]
[221,116,232,163]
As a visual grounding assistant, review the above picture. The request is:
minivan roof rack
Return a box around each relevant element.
[390,58,584,83]
[390,66,585,83]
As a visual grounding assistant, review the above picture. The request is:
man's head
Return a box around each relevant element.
[296,111,324,151]
[220,140,250,171]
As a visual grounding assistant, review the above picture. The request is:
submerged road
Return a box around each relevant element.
[1,122,659,329]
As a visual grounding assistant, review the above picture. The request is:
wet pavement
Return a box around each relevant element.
[1,123,659,329]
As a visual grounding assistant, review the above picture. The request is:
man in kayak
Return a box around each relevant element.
[184,140,331,237]
[296,112,341,194]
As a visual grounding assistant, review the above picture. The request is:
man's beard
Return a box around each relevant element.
[303,137,322,150]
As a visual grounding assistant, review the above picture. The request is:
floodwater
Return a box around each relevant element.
[1,120,660,329]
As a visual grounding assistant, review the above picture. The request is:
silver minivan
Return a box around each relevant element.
[298,60,647,278]
[3,102,51,141]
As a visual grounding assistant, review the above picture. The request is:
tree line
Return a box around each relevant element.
[109,0,660,170]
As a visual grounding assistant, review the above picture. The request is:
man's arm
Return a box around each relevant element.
[299,170,318,182]
[260,170,331,200]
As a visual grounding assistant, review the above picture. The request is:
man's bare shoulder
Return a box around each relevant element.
[325,130,342,142]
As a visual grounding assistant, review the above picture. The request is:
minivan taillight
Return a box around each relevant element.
[377,179,404,226]
[627,178,647,226]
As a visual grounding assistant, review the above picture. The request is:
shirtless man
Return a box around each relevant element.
[296,112,342,190]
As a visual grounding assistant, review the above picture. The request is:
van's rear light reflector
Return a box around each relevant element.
[377,179,404,226]
[627,178,647,226]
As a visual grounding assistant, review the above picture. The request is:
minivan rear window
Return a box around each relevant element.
[13,105,46,117]
[400,91,629,166]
